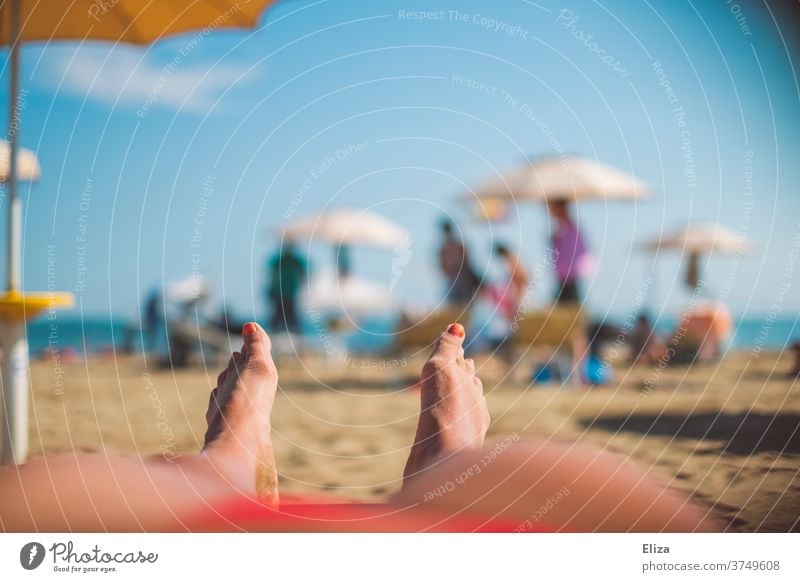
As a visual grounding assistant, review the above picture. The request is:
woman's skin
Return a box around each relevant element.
[0,322,719,532]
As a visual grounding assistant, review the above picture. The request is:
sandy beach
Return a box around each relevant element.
[26,346,799,532]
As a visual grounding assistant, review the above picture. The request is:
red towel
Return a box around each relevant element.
[187,494,555,533]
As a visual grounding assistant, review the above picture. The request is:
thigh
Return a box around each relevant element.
[394,437,720,532]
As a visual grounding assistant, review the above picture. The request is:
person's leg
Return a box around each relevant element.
[395,323,719,532]
[0,322,278,531]
[270,295,285,332]
[1,321,719,533]
[403,323,489,481]
[448,275,467,306]
[555,279,580,305]
[396,438,720,532]
[554,279,566,304]
[284,295,300,334]
[186,322,716,533]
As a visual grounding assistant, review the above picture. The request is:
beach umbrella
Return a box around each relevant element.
[644,224,751,255]
[0,140,40,181]
[643,223,751,293]
[166,275,211,305]
[282,208,410,248]
[470,156,649,204]
[282,209,407,319]
[0,0,277,468]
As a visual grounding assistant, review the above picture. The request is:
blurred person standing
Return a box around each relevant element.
[481,243,530,358]
[438,220,481,307]
[143,288,163,354]
[547,200,593,304]
[266,242,307,334]
[492,243,529,318]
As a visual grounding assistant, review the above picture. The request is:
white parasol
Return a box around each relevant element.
[0,140,40,182]
[644,224,751,255]
[470,156,649,203]
[282,208,409,248]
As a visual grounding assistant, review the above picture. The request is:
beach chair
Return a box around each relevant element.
[393,307,468,353]
[509,305,588,383]
[167,320,235,367]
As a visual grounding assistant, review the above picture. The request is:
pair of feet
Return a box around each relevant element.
[201,322,490,502]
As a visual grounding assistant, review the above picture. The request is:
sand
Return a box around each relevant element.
[27,348,800,532]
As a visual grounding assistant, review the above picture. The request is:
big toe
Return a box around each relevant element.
[430,323,465,363]
[241,322,275,372]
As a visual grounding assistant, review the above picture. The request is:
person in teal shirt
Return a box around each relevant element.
[266,242,307,333]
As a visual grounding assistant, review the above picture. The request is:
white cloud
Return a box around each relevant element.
[38,45,255,115]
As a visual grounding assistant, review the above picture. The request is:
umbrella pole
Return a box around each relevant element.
[6,0,21,292]
[0,0,27,465]
[0,320,28,463]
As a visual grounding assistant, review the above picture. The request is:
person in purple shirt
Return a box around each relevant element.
[547,199,593,304]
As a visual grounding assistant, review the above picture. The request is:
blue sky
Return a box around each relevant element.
[2,0,799,323]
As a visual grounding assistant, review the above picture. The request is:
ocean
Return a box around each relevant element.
[24,314,800,356]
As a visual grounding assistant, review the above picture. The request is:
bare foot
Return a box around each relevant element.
[403,323,490,484]
[202,322,279,504]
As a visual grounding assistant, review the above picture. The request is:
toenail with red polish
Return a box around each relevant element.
[243,322,257,336]
[447,323,465,337]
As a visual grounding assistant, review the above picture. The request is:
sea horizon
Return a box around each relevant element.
[25,313,799,356]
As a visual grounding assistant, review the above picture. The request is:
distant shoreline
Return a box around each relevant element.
[26,315,798,356]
